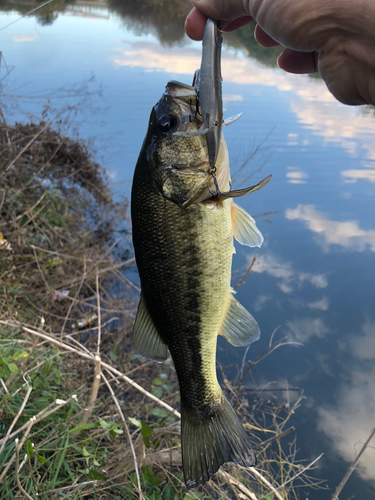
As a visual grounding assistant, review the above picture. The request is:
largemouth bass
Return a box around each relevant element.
[131,80,270,488]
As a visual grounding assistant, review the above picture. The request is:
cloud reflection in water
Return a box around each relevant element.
[285,205,375,252]
[341,169,375,183]
[251,253,328,294]
[286,317,329,343]
[317,321,375,485]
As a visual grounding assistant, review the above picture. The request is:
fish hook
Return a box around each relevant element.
[208,166,232,197]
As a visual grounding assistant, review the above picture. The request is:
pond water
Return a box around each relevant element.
[1,2,375,498]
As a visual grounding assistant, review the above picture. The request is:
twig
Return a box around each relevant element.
[14,191,48,221]
[0,320,180,418]
[125,360,154,377]
[254,426,295,450]
[32,246,54,294]
[102,371,144,500]
[37,481,95,495]
[23,353,61,378]
[0,377,9,394]
[0,418,34,484]
[60,255,86,340]
[22,142,62,191]
[332,428,375,500]
[16,253,134,297]
[79,269,102,426]
[0,0,55,32]
[80,354,101,426]
[0,378,32,456]
[235,336,302,409]
[234,256,257,290]
[30,244,102,261]
[0,188,5,212]
[96,268,101,355]
[0,395,77,447]
[249,467,284,500]
[259,453,324,498]
[1,122,50,176]
[216,469,258,500]
[241,386,301,393]
[15,438,34,500]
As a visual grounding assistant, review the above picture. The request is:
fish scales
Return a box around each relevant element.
[131,80,270,487]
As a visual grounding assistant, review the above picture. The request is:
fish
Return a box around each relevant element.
[131,79,271,488]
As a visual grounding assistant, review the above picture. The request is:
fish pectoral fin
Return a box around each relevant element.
[133,294,168,362]
[220,293,260,347]
[231,202,264,248]
[223,112,243,126]
[218,174,272,201]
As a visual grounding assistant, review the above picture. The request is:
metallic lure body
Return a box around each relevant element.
[199,18,223,167]
[131,80,270,487]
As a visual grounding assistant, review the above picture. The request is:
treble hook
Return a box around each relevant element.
[208,166,232,197]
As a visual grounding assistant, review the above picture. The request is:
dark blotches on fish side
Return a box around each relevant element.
[181,395,256,488]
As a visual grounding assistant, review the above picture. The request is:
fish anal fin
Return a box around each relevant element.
[231,202,264,248]
[220,293,260,347]
[181,395,256,488]
[133,294,168,362]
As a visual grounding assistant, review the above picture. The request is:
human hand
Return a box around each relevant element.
[185,0,375,106]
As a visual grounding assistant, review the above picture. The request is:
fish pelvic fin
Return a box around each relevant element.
[220,292,260,347]
[133,294,168,362]
[232,202,264,248]
[181,395,256,489]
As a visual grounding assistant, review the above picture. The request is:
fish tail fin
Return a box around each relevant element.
[181,395,256,488]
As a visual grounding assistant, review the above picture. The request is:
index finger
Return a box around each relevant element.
[185,8,209,41]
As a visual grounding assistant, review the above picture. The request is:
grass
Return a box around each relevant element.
[0,119,326,499]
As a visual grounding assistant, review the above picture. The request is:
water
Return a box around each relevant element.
[1,2,375,498]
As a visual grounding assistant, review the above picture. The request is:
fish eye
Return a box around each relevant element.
[158,114,178,134]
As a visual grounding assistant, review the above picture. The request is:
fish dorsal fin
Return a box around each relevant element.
[133,294,168,362]
[220,293,260,347]
[231,202,264,248]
